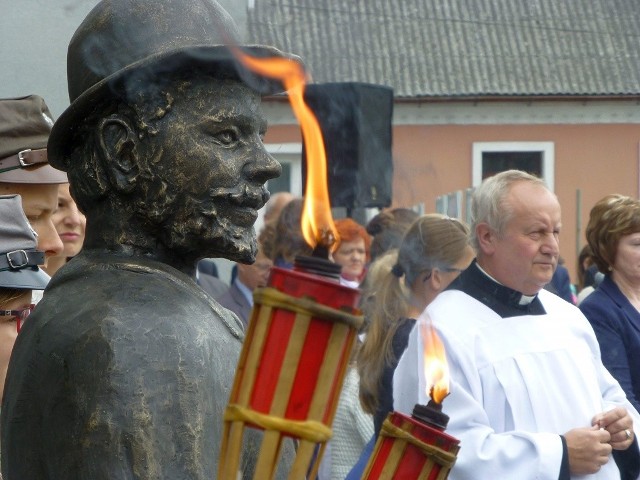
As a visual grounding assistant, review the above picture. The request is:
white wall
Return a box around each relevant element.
[0,0,247,119]
[0,0,100,118]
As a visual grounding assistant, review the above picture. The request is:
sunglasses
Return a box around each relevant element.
[0,304,35,333]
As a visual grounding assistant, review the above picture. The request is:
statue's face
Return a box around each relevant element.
[137,78,281,263]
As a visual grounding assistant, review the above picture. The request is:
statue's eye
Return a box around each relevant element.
[213,129,239,147]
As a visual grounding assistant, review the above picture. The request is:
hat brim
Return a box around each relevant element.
[0,267,50,290]
[49,44,301,169]
[0,164,68,184]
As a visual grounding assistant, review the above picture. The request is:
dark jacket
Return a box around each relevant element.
[580,275,640,413]
[546,264,575,304]
[216,282,252,327]
[373,317,416,436]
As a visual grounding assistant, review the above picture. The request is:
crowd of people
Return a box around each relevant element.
[194,169,640,479]
[1,95,640,478]
[0,96,86,375]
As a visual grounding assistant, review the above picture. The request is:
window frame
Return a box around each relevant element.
[265,142,303,196]
[472,141,555,191]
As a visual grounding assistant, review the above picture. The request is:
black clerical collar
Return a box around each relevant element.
[447,260,546,318]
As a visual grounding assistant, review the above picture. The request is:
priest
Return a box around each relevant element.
[394,170,640,479]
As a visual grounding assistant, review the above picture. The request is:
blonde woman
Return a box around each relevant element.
[43,183,86,277]
[347,214,474,478]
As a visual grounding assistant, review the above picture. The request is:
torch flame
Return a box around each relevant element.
[232,49,338,250]
[420,321,450,404]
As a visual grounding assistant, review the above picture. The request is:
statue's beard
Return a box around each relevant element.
[137,182,258,264]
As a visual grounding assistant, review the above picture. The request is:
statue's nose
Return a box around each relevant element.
[244,149,282,184]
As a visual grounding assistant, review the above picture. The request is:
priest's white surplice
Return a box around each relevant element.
[393,289,640,480]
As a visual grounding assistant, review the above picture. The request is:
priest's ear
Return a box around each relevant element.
[97,115,140,193]
[475,222,497,255]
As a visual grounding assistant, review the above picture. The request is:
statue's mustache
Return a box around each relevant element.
[208,185,270,209]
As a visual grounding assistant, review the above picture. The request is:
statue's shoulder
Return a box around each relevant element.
[48,253,244,340]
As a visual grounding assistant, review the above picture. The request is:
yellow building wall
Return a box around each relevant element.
[265,122,640,285]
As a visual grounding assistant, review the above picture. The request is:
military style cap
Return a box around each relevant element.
[0,194,50,290]
[48,0,303,170]
[0,95,68,184]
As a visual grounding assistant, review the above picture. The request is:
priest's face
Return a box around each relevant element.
[134,77,281,263]
[483,181,561,295]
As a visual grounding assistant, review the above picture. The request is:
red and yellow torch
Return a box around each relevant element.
[362,322,460,479]
[217,50,364,480]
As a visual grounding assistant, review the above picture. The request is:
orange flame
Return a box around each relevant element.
[233,49,338,249]
[420,321,450,404]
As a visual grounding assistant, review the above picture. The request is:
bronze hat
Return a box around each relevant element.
[0,96,67,184]
[48,0,302,170]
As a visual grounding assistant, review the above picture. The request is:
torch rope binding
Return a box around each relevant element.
[253,287,363,330]
[381,418,458,468]
[224,404,333,443]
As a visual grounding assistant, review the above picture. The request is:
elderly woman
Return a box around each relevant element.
[317,217,372,478]
[580,194,640,413]
[332,217,371,288]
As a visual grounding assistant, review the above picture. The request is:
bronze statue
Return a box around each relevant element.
[1,0,300,478]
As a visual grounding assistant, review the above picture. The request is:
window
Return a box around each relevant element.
[265,143,303,196]
[472,142,554,191]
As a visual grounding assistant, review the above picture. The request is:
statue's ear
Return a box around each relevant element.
[97,115,139,193]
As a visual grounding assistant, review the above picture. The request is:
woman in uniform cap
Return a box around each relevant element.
[0,194,48,399]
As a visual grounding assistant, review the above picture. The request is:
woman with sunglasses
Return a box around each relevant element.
[0,194,49,401]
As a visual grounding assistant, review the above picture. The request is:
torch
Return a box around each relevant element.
[217,49,364,480]
[361,322,460,479]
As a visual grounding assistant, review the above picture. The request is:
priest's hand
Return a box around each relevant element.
[592,406,635,450]
[564,426,612,475]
